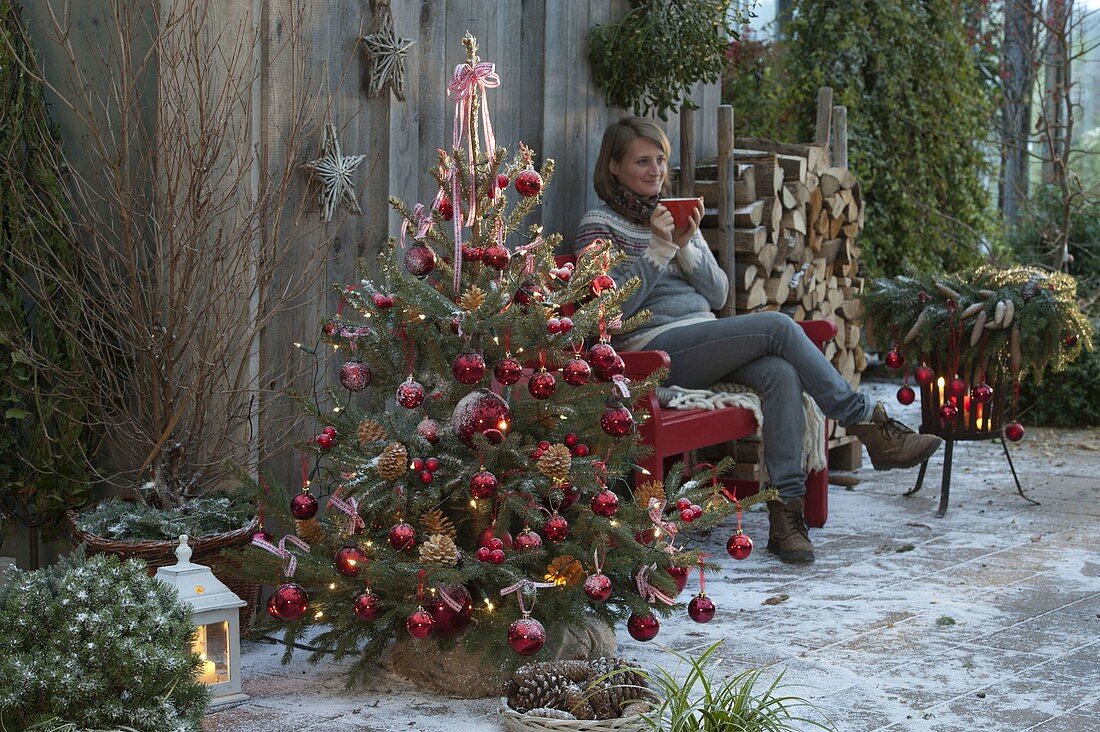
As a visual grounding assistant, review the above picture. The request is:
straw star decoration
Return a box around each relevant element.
[303,122,365,223]
[361,0,415,101]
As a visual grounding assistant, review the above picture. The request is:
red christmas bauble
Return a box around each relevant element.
[1065,333,1079,347]
[558,317,573,334]
[267,583,309,621]
[340,360,372,391]
[587,343,617,370]
[469,470,499,499]
[396,378,426,409]
[726,532,754,560]
[508,615,546,655]
[452,389,512,447]
[688,593,716,623]
[417,418,441,445]
[558,482,580,511]
[388,522,416,551]
[315,432,334,450]
[666,564,690,595]
[514,281,545,307]
[496,173,510,191]
[322,320,339,336]
[626,613,660,642]
[589,274,617,297]
[290,491,318,520]
[477,525,513,550]
[452,352,487,384]
[353,590,382,621]
[322,425,337,437]
[424,585,473,638]
[600,402,634,437]
[973,383,993,404]
[601,356,627,381]
[564,433,579,448]
[494,357,524,386]
[572,443,589,457]
[914,366,935,387]
[425,457,440,472]
[483,244,511,270]
[543,514,569,543]
[514,529,543,551]
[436,195,454,221]
[885,349,905,370]
[948,377,968,398]
[514,169,543,198]
[562,358,592,386]
[371,292,394,308]
[334,544,368,577]
[420,470,434,484]
[528,371,557,400]
[547,317,562,334]
[406,608,435,639]
[897,385,916,405]
[251,528,274,544]
[583,573,612,602]
[404,243,437,277]
[590,489,620,517]
[1005,422,1025,442]
[939,402,958,422]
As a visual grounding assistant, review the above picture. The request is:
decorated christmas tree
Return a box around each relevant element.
[243,34,761,678]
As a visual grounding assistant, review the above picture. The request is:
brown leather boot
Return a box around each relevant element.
[767,497,814,564]
[847,403,943,471]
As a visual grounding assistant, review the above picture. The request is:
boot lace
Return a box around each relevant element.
[788,505,809,540]
[879,417,916,442]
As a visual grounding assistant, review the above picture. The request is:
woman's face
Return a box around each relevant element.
[609,136,667,198]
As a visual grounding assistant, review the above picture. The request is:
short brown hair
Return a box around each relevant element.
[593,117,671,204]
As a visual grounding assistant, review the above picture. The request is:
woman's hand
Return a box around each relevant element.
[672,199,703,248]
[649,204,675,243]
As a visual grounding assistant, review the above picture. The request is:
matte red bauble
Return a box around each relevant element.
[727,531,754,560]
[353,590,382,621]
[583,573,612,602]
[543,514,569,543]
[493,357,524,386]
[404,243,436,277]
[590,489,619,518]
[514,169,543,197]
[589,274,616,296]
[973,383,993,404]
[948,378,968,398]
[290,491,318,520]
[406,608,435,638]
[939,403,958,421]
[508,615,546,655]
[688,593,716,623]
[528,371,557,399]
[334,544,367,577]
[417,417,441,444]
[340,360,372,391]
[483,244,511,270]
[388,522,416,550]
[267,583,309,621]
[452,352,487,384]
[514,529,543,551]
[884,349,905,370]
[436,195,454,221]
[666,564,690,595]
[914,366,935,387]
[452,389,512,447]
[1005,422,1025,442]
[424,585,473,638]
[897,385,916,405]
[477,525,513,549]
[600,402,634,437]
[562,358,592,386]
[626,613,659,642]
[469,470,499,499]
[587,343,617,370]
[396,378,426,409]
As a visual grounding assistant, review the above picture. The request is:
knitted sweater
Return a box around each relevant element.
[574,204,729,351]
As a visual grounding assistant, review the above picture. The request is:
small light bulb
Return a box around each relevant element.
[639,468,652,476]
[470,499,478,508]
[328,583,336,590]
[365,540,373,547]
[609,520,619,527]
[314,611,324,619]
[293,342,303,349]
[333,406,342,413]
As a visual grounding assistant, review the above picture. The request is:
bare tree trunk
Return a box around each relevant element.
[1001,0,1037,226]
[1041,0,1071,188]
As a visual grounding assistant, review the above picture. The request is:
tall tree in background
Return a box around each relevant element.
[1001,0,1038,227]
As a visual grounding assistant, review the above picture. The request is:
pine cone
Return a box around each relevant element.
[295,517,326,545]
[418,533,460,566]
[634,480,666,509]
[376,442,409,481]
[537,444,572,481]
[421,508,456,540]
[563,684,596,720]
[505,667,569,712]
[357,418,386,445]
[460,284,486,312]
[545,555,584,587]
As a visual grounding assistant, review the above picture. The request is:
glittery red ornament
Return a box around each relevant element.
[469,470,498,499]
[666,564,690,595]
[494,357,524,386]
[528,371,557,399]
[939,402,958,422]
[1004,422,1025,442]
[508,615,546,655]
[600,402,634,437]
[334,544,367,577]
[726,531,754,560]
[543,514,569,543]
[885,349,905,370]
[290,491,318,520]
[452,389,512,447]
[315,432,334,450]
[477,525,513,550]
[562,358,592,386]
[353,590,381,621]
[452,352,487,384]
[388,522,416,550]
[590,489,619,517]
[404,243,436,277]
[396,378,426,409]
[583,573,612,602]
[589,274,616,297]
[897,385,916,405]
[587,343,617,370]
[948,378,967,398]
[424,585,472,638]
[483,244,511,270]
[514,169,543,197]
[914,366,935,387]
[267,583,309,621]
[417,418,441,444]
[496,173,510,190]
[340,360,372,391]
[688,593,716,623]
[627,613,660,642]
[514,529,543,551]
[436,195,454,221]
[406,608,435,638]
[973,383,993,404]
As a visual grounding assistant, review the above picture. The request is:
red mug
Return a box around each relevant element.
[659,197,703,229]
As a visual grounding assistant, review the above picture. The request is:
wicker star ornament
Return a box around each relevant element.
[302,122,365,222]
[361,0,414,100]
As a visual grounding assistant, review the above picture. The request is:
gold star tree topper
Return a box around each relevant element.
[302,122,365,223]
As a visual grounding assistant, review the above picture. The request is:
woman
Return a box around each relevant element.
[575,117,941,563]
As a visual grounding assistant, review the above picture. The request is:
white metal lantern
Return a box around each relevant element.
[156,534,249,706]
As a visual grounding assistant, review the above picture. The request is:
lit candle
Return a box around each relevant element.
[199,656,217,684]
[936,377,945,406]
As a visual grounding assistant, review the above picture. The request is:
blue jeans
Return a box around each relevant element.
[644,312,872,501]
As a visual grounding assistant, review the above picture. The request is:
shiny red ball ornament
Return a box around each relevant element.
[334,544,367,577]
[267,583,309,621]
[688,593,716,623]
[558,482,580,511]
[436,195,454,221]
[424,585,473,638]
[726,531,754,560]
[558,317,573,334]
[494,357,524,386]
[590,489,620,518]
[514,169,543,198]
[340,360,372,391]
[477,525,513,550]
[452,389,512,447]
[290,491,318,520]
[885,349,905,370]
[508,615,546,655]
[420,470,434,484]
[496,173,510,191]
[396,378,426,409]
[425,457,440,472]
[469,470,499,499]
[406,607,435,639]
[452,352,487,384]
[973,383,993,404]
[562,358,592,386]
[1004,422,1025,442]
[514,281,545,307]
[483,244,511,270]
[571,443,589,457]
[597,356,626,381]
[388,522,416,551]
[587,343,617,370]
[897,385,916,405]
[251,528,274,544]
[322,425,337,437]
[514,529,543,551]
[543,514,569,543]
[666,564,690,595]
[404,243,437,277]
[583,573,612,602]
[589,274,616,297]
[939,402,958,422]
[914,366,935,387]
[547,317,562,334]
[1065,333,1079,347]
[353,590,382,621]
[626,613,660,642]
[417,418,441,445]
[528,371,557,400]
[948,378,968,398]
[371,292,395,308]
[600,402,634,437]
[315,432,335,450]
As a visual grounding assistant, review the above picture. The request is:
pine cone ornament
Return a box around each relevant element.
[545,555,584,586]
[634,480,666,509]
[460,284,486,312]
[295,517,326,545]
[421,508,457,540]
[537,444,572,481]
[376,442,409,481]
[418,533,460,566]
[357,418,386,445]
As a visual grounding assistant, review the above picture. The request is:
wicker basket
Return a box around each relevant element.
[66,510,261,631]
[498,700,651,732]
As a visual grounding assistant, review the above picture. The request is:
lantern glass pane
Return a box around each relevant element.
[193,621,231,685]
